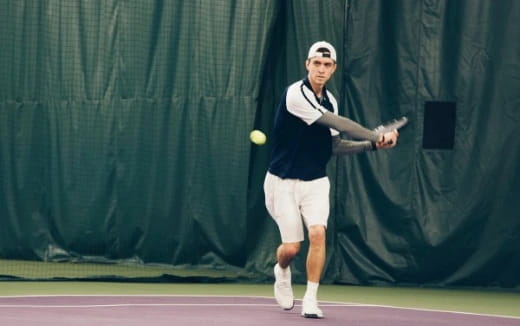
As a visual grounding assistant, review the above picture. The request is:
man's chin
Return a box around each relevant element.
[317,77,328,83]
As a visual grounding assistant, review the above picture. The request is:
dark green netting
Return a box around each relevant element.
[1,0,519,288]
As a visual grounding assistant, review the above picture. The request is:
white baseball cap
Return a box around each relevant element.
[307,41,337,62]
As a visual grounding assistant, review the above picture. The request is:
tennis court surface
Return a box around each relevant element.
[1,295,519,326]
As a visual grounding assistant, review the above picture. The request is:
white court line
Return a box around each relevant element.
[351,304,520,320]
[0,295,518,320]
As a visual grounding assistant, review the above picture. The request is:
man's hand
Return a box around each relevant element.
[376,130,399,149]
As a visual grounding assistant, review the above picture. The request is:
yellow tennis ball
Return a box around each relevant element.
[250,130,266,145]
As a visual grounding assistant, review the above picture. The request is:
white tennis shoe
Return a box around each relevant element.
[273,264,294,310]
[301,296,323,318]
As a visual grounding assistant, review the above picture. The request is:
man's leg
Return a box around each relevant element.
[264,173,306,311]
[277,242,301,268]
[302,225,326,318]
[306,225,326,282]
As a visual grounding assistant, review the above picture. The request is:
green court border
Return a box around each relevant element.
[1,282,519,318]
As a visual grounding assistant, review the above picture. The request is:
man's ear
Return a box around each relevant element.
[331,63,337,74]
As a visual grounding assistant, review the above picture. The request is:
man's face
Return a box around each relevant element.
[306,57,337,87]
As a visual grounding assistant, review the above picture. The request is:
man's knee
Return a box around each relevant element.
[281,242,301,258]
[308,225,326,245]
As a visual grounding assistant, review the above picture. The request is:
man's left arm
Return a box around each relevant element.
[331,135,376,155]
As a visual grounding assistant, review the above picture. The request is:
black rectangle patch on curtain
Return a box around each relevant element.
[422,101,456,150]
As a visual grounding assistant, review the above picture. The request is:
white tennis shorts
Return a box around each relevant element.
[263,172,330,243]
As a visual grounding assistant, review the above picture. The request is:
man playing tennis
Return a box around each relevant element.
[264,41,398,318]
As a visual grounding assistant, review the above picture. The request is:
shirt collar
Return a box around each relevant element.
[303,77,328,102]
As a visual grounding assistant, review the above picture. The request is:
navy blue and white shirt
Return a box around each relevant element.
[268,78,339,181]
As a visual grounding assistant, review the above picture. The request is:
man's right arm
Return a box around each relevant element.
[315,111,381,142]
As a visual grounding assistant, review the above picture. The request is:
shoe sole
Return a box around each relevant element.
[302,313,323,319]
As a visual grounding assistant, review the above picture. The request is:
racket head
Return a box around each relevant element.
[374,116,408,134]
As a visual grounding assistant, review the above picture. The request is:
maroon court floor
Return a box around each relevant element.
[0,295,518,326]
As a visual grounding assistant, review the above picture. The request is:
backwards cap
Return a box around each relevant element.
[307,41,337,62]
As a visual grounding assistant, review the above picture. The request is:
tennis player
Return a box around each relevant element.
[264,41,398,318]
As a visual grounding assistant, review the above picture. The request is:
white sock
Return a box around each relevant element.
[304,281,319,300]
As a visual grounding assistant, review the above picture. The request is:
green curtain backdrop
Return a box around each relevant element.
[0,0,518,288]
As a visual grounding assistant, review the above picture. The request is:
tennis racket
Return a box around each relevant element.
[373,116,408,145]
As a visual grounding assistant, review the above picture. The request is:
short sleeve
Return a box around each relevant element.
[285,83,323,125]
